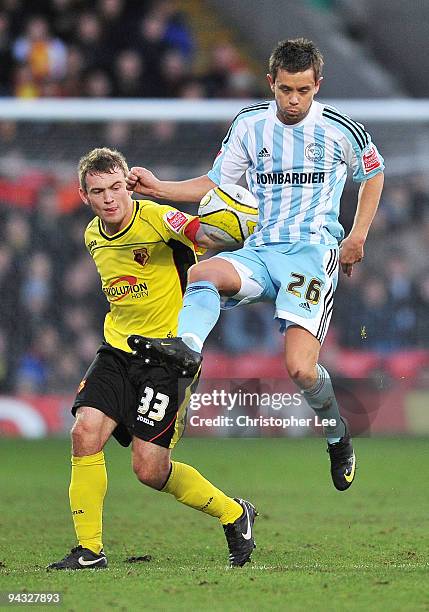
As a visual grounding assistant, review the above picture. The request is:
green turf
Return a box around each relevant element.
[0,437,428,611]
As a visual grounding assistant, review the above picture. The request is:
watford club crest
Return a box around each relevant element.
[133,247,149,267]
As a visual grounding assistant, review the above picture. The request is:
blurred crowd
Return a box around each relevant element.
[0,0,261,99]
[0,0,428,394]
[335,177,429,352]
[1,174,429,394]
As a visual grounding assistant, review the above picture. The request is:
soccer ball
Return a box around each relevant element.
[198,184,258,246]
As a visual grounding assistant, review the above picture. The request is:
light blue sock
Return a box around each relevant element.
[302,364,346,443]
[178,281,220,353]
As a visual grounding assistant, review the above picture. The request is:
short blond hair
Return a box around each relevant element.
[78,147,129,191]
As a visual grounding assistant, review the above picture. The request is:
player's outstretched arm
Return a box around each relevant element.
[340,172,384,277]
[126,167,216,204]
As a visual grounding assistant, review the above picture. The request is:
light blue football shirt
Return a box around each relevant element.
[208,100,384,246]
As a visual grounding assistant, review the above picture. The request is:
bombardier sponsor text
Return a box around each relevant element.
[256,171,325,185]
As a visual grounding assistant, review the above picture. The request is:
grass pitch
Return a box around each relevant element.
[0,437,428,611]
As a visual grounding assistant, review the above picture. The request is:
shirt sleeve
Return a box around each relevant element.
[341,129,385,183]
[162,205,210,255]
[84,219,97,255]
[138,200,203,253]
[158,205,199,250]
[207,116,250,185]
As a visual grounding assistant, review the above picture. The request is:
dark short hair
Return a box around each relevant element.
[78,147,129,191]
[269,38,324,82]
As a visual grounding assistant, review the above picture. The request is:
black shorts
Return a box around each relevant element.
[72,343,200,449]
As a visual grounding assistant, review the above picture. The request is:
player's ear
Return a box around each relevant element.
[314,77,323,94]
[267,73,275,92]
[79,187,89,206]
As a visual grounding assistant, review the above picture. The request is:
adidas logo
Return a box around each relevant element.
[299,301,311,312]
[258,147,270,158]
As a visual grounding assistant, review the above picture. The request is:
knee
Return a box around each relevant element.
[133,457,171,490]
[71,420,103,456]
[188,260,241,295]
[188,261,219,286]
[285,359,317,389]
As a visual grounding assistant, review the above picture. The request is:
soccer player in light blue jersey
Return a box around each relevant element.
[126,38,384,491]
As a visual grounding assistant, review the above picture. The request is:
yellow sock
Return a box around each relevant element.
[162,461,242,525]
[69,451,107,554]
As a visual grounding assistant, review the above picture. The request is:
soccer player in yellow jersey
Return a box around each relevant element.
[47,148,257,570]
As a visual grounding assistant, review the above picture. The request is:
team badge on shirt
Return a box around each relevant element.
[305,143,324,162]
[133,247,149,267]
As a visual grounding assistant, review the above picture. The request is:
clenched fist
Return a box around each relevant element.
[126,167,160,198]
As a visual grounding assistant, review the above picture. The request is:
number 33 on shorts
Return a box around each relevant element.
[133,366,199,448]
[137,386,169,422]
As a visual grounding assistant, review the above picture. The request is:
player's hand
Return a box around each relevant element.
[339,235,364,278]
[126,167,160,197]
[194,225,238,250]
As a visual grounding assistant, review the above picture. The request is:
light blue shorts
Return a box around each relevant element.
[216,242,339,344]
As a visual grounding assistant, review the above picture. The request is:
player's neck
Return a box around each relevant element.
[101,200,134,235]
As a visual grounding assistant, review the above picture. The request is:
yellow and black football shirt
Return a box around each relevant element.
[84,199,198,352]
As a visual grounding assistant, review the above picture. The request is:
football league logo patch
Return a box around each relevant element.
[362,145,381,174]
[164,210,188,232]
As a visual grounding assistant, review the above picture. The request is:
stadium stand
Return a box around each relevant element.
[337,0,429,96]
[1,172,428,393]
[0,0,261,99]
[0,1,429,396]
[207,0,404,97]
